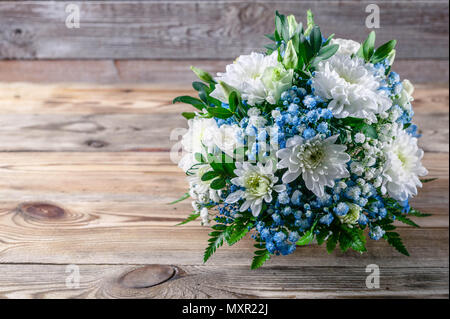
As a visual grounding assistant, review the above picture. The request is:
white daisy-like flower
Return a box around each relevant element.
[210,52,293,106]
[188,164,222,203]
[225,161,285,216]
[212,124,243,158]
[311,54,392,123]
[331,38,361,56]
[178,117,218,172]
[276,135,350,197]
[382,128,428,201]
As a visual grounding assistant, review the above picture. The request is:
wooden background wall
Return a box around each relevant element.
[0,0,448,84]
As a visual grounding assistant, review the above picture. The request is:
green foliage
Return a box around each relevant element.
[326,231,339,254]
[297,220,318,245]
[340,117,378,139]
[204,224,230,263]
[226,221,253,246]
[384,232,410,256]
[173,95,206,111]
[408,209,432,218]
[356,31,396,65]
[207,106,233,119]
[181,112,196,120]
[393,214,420,228]
[420,178,437,183]
[168,192,190,205]
[251,249,271,269]
[371,40,397,64]
[176,212,200,226]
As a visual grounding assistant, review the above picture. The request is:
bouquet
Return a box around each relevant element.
[172,11,432,269]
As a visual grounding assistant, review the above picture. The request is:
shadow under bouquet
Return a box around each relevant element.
[173,11,432,269]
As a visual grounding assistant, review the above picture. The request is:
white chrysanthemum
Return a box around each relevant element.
[213,124,243,158]
[311,55,392,123]
[178,117,218,172]
[188,164,222,203]
[382,128,428,201]
[225,161,285,216]
[331,38,361,56]
[210,52,293,106]
[276,135,350,197]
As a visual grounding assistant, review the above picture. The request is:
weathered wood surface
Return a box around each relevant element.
[0,84,447,152]
[0,59,448,84]
[0,1,448,60]
[0,83,448,298]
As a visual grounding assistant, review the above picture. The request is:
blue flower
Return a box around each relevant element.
[278,191,290,204]
[320,108,333,120]
[317,122,329,134]
[369,226,385,240]
[273,231,287,243]
[358,214,368,226]
[319,213,334,226]
[303,95,317,109]
[288,231,300,243]
[334,202,349,216]
[302,128,316,139]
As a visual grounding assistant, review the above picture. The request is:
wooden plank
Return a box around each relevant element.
[0,1,448,60]
[0,152,446,227]
[0,152,447,265]
[0,263,447,298]
[0,59,448,84]
[0,84,447,152]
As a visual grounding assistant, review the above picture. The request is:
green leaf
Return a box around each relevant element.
[190,66,215,84]
[304,9,315,36]
[420,178,437,183]
[394,214,420,228]
[361,124,378,139]
[228,91,240,113]
[265,33,276,41]
[204,226,229,263]
[201,171,220,181]
[173,96,205,111]
[296,220,318,245]
[176,212,200,226]
[322,33,335,47]
[371,39,397,64]
[384,232,410,256]
[192,81,209,93]
[317,44,339,60]
[181,112,196,120]
[251,249,271,270]
[342,226,367,253]
[409,209,432,218]
[194,152,205,163]
[326,232,338,254]
[338,230,353,252]
[168,192,190,205]
[210,178,226,190]
[362,31,376,61]
[226,223,253,246]
[310,26,322,54]
[207,107,233,119]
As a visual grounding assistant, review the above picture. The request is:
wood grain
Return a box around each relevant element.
[0,83,447,298]
[0,59,448,84]
[0,84,447,152]
[0,1,448,60]
[0,264,447,299]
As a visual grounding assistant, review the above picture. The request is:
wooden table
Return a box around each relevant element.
[0,83,448,298]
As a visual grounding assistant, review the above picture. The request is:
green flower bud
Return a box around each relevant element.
[287,15,298,38]
[218,81,239,100]
[339,203,361,225]
[283,40,298,70]
[190,66,215,83]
